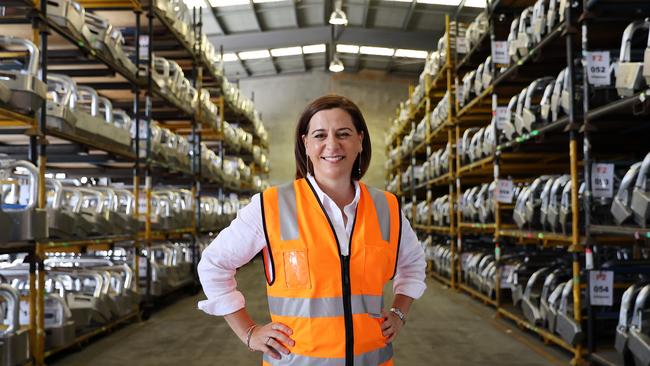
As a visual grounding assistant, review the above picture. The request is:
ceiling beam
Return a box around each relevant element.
[291,0,300,27]
[401,0,416,31]
[208,7,227,35]
[324,0,332,25]
[249,1,263,32]
[207,26,439,53]
[362,0,370,27]
[385,55,395,74]
[231,59,251,77]
[301,53,307,72]
[269,57,279,74]
[351,53,361,72]
[227,68,412,81]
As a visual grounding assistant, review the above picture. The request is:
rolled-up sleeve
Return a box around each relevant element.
[197,193,266,316]
[393,212,427,299]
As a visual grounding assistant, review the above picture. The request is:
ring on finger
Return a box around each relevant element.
[265,336,271,345]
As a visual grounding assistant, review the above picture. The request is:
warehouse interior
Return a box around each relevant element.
[0,0,649,365]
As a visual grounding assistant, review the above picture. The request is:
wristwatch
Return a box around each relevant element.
[389,307,406,325]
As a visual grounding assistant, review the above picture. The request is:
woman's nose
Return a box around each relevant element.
[325,134,339,148]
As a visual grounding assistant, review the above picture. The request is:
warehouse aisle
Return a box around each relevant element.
[51,259,569,366]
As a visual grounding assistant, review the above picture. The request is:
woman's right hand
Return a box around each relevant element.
[249,322,295,360]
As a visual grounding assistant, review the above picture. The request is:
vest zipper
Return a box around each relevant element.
[304,178,358,366]
[341,253,354,366]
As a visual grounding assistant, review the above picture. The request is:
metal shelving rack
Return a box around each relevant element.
[386,0,606,363]
[0,1,268,363]
[578,1,650,365]
[385,15,457,286]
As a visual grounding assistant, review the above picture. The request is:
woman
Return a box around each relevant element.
[198,95,426,365]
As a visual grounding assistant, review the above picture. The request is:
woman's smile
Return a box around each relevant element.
[321,155,345,163]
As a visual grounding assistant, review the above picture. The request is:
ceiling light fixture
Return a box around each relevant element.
[270,46,303,57]
[207,0,249,7]
[222,53,239,62]
[336,44,359,54]
[329,0,348,26]
[329,54,344,72]
[359,46,395,57]
[413,0,486,8]
[302,44,326,54]
[238,49,271,60]
[183,0,208,7]
[394,49,429,59]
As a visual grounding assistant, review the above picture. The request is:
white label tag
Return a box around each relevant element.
[456,84,464,105]
[586,51,611,86]
[585,248,594,270]
[500,265,515,289]
[495,107,508,130]
[491,41,510,66]
[457,37,469,54]
[139,36,149,61]
[589,270,614,306]
[592,163,614,198]
[496,179,514,203]
[131,122,150,139]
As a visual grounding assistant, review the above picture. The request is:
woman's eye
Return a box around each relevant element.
[314,134,325,139]
[337,133,351,138]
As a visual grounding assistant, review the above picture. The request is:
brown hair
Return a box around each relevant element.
[295,95,372,180]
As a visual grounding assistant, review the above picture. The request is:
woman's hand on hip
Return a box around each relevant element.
[381,309,404,344]
[250,322,295,360]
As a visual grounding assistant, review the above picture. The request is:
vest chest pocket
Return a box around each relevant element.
[363,243,391,292]
[283,250,311,289]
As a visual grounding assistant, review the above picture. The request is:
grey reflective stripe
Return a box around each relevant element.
[263,353,344,365]
[354,343,393,365]
[367,187,391,242]
[351,294,383,318]
[268,295,383,318]
[278,182,299,241]
[263,344,393,365]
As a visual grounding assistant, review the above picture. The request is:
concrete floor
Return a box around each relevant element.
[51,259,570,365]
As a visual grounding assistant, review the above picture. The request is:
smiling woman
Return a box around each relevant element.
[295,95,371,181]
[197,94,427,366]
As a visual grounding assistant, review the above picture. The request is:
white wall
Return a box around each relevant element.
[239,70,412,188]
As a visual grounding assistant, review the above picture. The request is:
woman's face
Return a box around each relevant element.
[302,108,364,182]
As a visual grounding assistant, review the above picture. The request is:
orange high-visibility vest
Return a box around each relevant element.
[260,178,402,366]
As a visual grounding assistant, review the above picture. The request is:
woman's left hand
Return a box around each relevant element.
[380,309,404,343]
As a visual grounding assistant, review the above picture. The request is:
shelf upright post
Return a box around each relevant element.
[425,97,432,234]
[563,3,584,364]
[144,0,155,305]
[133,8,142,295]
[218,97,224,201]
[411,119,416,221]
[191,6,203,282]
[396,139,402,197]
[27,4,41,363]
[444,14,459,288]
[35,0,49,362]
[449,127,457,288]
[492,93,502,308]
[408,84,414,119]
[580,0,595,353]
[455,124,462,286]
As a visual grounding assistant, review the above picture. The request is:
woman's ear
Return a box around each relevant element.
[358,131,364,151]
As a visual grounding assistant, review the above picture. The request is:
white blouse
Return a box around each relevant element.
[197,175,427,316]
